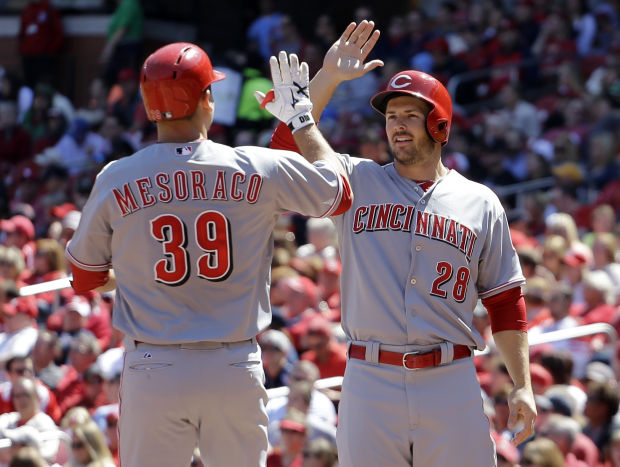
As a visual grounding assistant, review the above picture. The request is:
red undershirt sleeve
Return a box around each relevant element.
[270,121,301,152]
[332,176,352,216]
[69,263,109,294]
[482,287,528,333]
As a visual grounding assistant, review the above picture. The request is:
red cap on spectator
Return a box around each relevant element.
[51,203,78,220]
[563,251,588,268]
[2,296,38,319]
[279,419,306,434]
[0,215,35,241]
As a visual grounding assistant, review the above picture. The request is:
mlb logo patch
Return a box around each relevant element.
[175,145,193,156]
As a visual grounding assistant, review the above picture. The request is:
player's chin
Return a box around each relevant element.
[388,144,407,159]
[391,148,417,166]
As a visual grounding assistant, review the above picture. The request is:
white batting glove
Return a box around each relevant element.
[254,51,315,133]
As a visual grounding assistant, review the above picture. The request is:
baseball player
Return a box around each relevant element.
[263,21,537,466]
[65,42,351,466]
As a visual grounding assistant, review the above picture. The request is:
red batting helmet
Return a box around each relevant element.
[140,42,226,122]
[370,70,452,145]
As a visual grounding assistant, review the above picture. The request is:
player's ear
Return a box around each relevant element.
[202,87,215,112]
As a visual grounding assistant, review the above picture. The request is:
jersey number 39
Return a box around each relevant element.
[150,211,232,286]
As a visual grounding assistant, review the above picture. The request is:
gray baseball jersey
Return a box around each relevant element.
[66,140,345,344]
[333,155,525,467]
[333,155,525,349]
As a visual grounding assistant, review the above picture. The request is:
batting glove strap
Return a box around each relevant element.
[287,111,314,133]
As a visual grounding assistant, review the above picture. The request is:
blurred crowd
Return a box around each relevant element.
[0,0,619,466]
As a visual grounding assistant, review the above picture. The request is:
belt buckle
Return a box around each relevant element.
[402,350,422,370]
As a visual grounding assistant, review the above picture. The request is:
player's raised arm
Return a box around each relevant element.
[309,20,383,120]
[255,52,348,181]
[264,21,382,155]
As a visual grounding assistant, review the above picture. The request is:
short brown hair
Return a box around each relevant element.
[35,238,65,272]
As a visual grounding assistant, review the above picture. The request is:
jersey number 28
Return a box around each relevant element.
[430,261,470,302]
[150,211,232,286]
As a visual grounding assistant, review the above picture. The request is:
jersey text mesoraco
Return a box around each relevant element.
[112,170,264,216]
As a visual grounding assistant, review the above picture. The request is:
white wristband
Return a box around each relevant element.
[287,112,315,133]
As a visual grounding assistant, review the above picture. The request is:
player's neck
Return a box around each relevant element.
[394,160,448,182]
[156,120,210,144]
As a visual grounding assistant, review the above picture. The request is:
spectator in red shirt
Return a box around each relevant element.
[47,292,112,354]
[300,317,346,381]
[18,0,64,87]
[82,292,112,353]
[561,248,591,307]
[316,258,341,322]
[579,270,617,326]
[22,238,67,312]
[54,329,101,416]
[0,376,61,464]
[267,408,307,467]
[77,366,107,414]
[282,276,321,352]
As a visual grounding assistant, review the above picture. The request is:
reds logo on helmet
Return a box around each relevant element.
[389,74,413,89]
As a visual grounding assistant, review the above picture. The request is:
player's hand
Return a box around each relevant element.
[507,385,537,446]
[322,20,384,82]
[254,51,315,133]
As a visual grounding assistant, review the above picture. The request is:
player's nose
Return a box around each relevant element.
[392,116,408,130]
